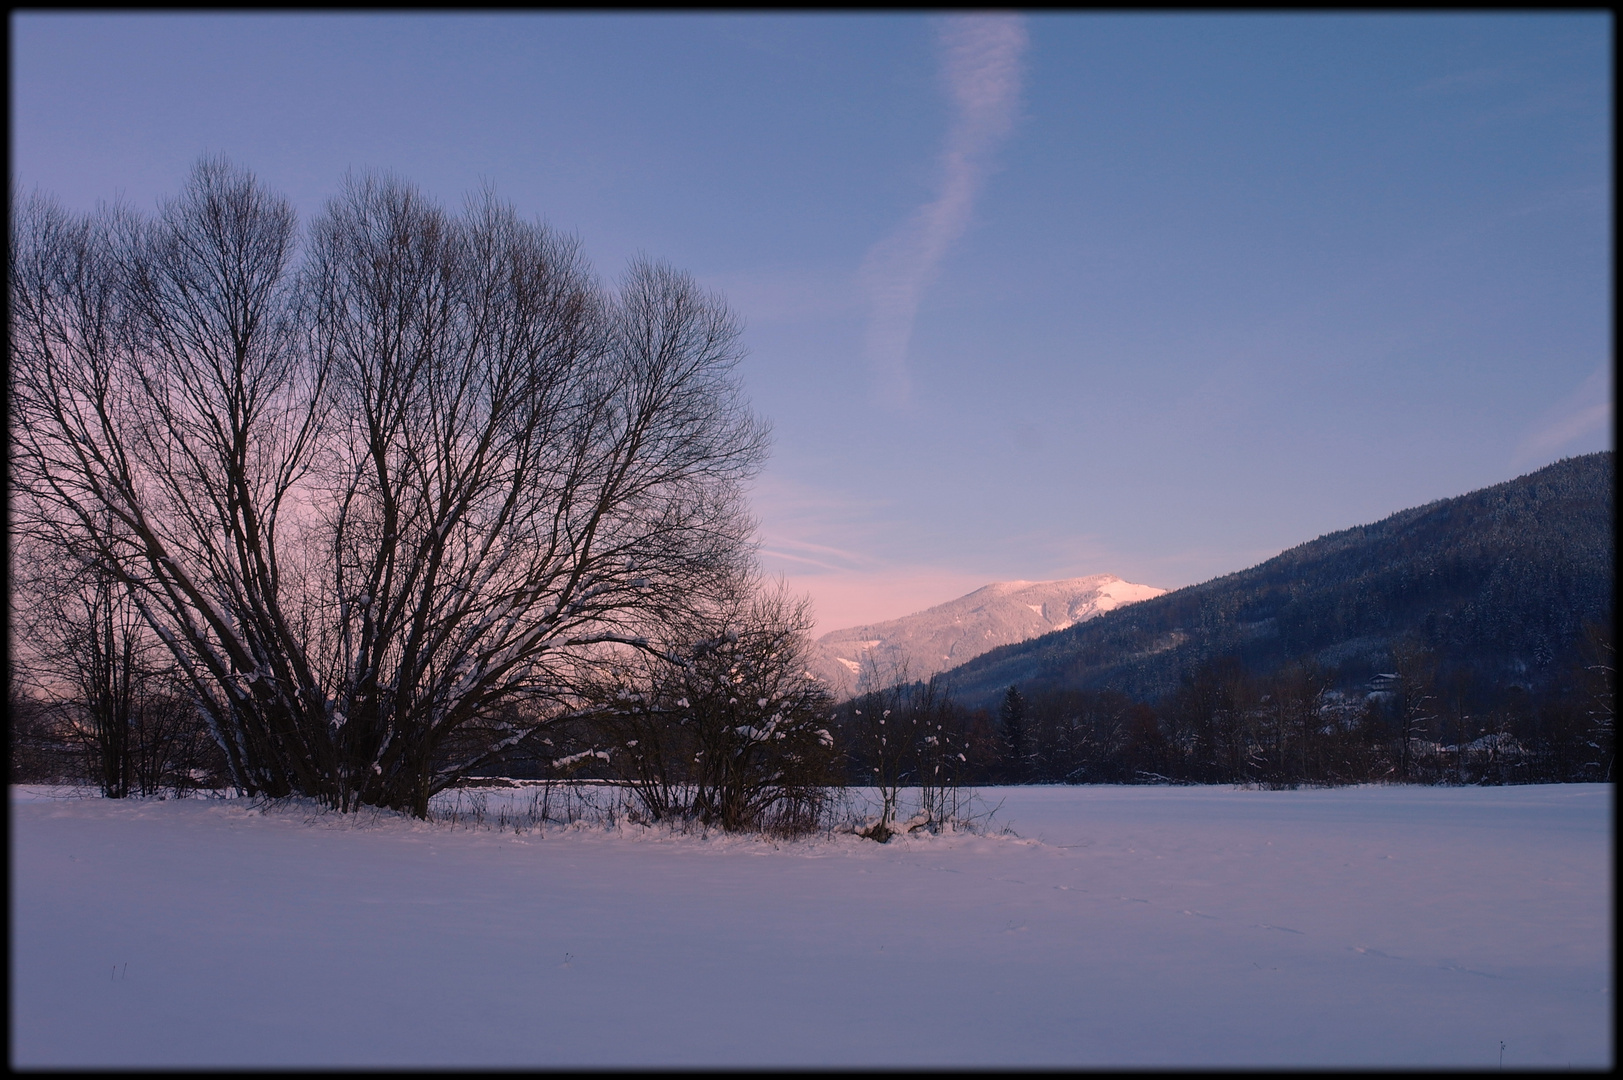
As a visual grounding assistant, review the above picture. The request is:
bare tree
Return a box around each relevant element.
[844,656,917,841]
[590,579,836,833]
[1255,660,1331,787]
[908,675,966,829]
[840,667,969,839]
[12,163,324,801]
[18,556,144,796]
[12,159,770,816]
[1166,657,1252,782]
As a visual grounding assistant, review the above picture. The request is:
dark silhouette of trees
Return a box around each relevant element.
[1388,639,1439,780]
[12,159,769,816]
[998,685,1027,782]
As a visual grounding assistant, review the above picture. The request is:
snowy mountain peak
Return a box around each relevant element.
[807,575,1165,697]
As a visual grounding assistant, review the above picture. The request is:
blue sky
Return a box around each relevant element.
[12,13,1612,631]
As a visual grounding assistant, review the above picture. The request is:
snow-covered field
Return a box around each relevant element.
[11,783,1611,1068]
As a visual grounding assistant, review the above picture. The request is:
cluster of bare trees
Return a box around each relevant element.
[580,582,837,833]
[11,158,780,816]
[1153,658,1380,787]
[833,666,970,840]
[10,536,224,794]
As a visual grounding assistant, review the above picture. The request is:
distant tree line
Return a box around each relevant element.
[496,619,1612,841]
[13,600,1611,826]
[813,625,1614,791]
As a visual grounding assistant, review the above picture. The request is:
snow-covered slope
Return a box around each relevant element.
[808,575,1164,698]
[12,784,1611,1067]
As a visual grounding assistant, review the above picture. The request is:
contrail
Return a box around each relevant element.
[860,14,1028,407]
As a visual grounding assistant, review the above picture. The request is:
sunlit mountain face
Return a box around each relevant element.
[807,575,1165,698]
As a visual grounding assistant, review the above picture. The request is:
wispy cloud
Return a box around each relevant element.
[1513,364,1612,466]
[749,473,993,632]
[750,473,1201,632]
[758,535,880,575]
[859,14,1027,407]
[749,474,890,574]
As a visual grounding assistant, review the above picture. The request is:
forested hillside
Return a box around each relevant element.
[944,453,1612,712]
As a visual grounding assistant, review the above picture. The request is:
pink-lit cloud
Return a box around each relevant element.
[749,470,1188,635]
[749,474,992,632]
[763,560,995,637]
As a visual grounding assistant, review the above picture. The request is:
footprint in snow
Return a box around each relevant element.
[1439,963,1504,979]
[1352,946,1399,959]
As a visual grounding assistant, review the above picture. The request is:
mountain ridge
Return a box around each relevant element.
[937,452,1613,710]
